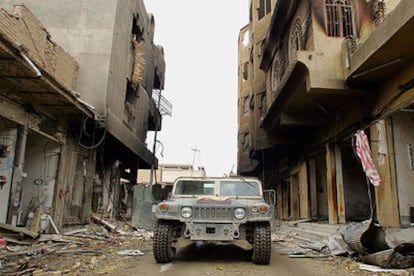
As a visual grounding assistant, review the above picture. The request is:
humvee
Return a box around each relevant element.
[152,176,272,264]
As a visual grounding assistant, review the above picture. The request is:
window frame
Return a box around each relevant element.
[325,0,356,37]
[258,0,272,20]
[242,132,250,151]
[243,96,250,116]
[289,19,303,62]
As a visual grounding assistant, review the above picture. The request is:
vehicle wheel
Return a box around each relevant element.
[153,220,176,263]
[252,223,271,265]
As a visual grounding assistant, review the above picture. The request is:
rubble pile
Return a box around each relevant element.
[274,220,414,274]
[0,214,153,275]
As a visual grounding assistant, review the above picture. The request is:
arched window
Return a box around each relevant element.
[325,0,355,37]
[271,59,280,93]
[289,19,303,62]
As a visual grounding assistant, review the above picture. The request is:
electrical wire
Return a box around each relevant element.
[78,113,107,150]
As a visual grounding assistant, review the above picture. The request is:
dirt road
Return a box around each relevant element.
[1,226,373,276]
[109,242,366,276]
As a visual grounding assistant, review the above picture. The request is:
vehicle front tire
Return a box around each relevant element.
[153,220,176,263]
[252,223,271,265]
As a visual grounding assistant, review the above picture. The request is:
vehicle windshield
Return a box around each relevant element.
[219,180,261,197]
[174,180,215,196]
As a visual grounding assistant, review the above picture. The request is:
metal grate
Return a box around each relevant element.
[152,89,172,117]
[193,207,233,221]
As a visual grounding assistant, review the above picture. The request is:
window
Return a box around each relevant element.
[243,97,250,116]
[242,62,248,81]
[271,59,279,93]
[289,19,303,62]
[220,181,261,197]
[370,0,385,24]
[242,30,250,47]
[258,0,272,20]
[242,133,250,151]
[124,82,137,126]
[174,180,215,196]
[260,93,267,117]
[325,0,355,37]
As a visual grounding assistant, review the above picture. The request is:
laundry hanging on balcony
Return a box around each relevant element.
[355,130,382,186]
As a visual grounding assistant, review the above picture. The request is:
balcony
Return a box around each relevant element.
[0,6,94,122]
[346,0,414,87]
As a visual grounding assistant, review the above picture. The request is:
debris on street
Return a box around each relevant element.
[0,214,153,275]
[117,249,145,256]
[274,221,414,274]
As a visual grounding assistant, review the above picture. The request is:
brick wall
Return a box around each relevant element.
[0,5,78,90]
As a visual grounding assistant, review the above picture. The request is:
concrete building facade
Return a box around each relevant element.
[0,0,166,228]
[238,0,414,228]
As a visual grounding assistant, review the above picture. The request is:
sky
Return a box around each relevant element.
[144,1,249,177]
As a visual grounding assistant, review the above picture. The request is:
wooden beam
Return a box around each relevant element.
[326,143,338,224]
[0,222,38,239]
[309,159,318,219]
[290,174,300,221]
[29,208,42,234]
[299,161,310,219]
[371,120,400,227]
[334,145,346,224]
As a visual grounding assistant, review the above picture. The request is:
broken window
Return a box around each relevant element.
[325,0,355,37]
[258,0,272,20]
[123,82,138,127]
[132,14,144,42]
[130,14,145,87]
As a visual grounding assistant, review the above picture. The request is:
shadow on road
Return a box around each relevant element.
[174,243,252,263]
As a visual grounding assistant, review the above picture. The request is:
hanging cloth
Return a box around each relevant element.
[355,130,382,186]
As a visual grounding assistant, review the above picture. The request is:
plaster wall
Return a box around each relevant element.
[0,122,17,223]
[384,0,402,17]
[392,112,414,226]
[0,0,117,115]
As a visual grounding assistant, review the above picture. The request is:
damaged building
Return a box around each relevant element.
[238,0,414,228]
[0,0,166,230]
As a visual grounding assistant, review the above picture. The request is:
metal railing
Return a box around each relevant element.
[152,89,172,117]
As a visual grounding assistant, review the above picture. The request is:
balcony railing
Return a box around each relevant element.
[152,89,173,116]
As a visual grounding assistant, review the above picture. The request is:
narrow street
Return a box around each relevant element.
[0,221,375,276]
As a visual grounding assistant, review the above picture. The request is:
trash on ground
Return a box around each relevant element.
[117,249,144,256]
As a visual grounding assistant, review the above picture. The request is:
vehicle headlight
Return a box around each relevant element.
[250,205,268,214]
[259,204,268,213]
[159,203,169,213]
[234,208,246,219]
[180,207,193,218]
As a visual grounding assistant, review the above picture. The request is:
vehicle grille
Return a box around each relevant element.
[193,207,233,221]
